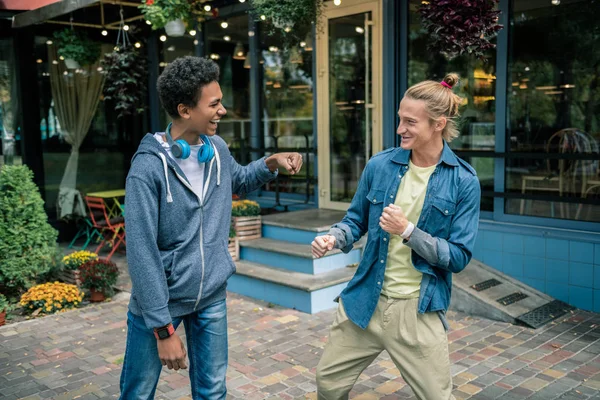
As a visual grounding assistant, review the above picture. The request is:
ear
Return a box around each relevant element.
[177,104,191,120]
[434,117,447,132]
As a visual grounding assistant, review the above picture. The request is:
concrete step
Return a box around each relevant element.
[239,237,365,275]
[228,260,356,314]
[451,259,570,328]
[262,209,347,244]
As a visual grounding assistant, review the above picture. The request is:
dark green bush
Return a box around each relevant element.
[0,165,61,296]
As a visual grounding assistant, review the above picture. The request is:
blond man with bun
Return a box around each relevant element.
[312,74,480,400]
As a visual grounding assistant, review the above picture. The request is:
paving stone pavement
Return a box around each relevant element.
[1,289,600,400]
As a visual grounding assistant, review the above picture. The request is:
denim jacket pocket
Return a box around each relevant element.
[429,197,456,239]
[366,188,386,230]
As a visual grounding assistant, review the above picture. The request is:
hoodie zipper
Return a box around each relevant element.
[159,153,206,310]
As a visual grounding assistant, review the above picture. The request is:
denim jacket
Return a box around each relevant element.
[328,142,481,330]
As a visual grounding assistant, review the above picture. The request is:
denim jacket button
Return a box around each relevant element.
[383,237,387,241]
[445,210,449,214]
[377,281,381,285]
[380,260,384,263]
[373,199,376,203]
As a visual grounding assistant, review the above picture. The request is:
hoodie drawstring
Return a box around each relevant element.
[159,153,174,203]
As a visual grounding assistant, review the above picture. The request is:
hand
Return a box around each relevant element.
[379,204,409,236]
[265,152,303,175]
[311,234,336,258]
[157,332,188,371]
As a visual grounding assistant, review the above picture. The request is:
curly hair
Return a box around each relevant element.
[157,56,220,118]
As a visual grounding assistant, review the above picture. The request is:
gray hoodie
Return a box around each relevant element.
[125,133,277,329]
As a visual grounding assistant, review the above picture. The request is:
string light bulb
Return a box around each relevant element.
[204,4,211,11]
[189,30,197,36]
[260,15,266,20]
[123,25,129,31]
[160,35,167,42]
[146,20,152,25]
[135,42,141,48]
[334,0,341,5]
[101,30,108,36]
[221,20,228,29]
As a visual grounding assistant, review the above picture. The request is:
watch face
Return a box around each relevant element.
[158,329,170,339]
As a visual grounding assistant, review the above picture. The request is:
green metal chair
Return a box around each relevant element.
[68,217,102,250]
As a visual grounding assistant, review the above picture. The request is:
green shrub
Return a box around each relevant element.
[0,294,8,312]
[0,165,60,296]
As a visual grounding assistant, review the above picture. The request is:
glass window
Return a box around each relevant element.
[259,23,315,200]
[205,15,250,150]
[408,0,497,211]
[37,39,126,214]
[505,0,600,222]
[0,38,20,167]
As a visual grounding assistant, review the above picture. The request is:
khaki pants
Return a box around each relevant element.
[316,296,455,400]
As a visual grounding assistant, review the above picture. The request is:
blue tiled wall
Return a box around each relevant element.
[473,226,600,312]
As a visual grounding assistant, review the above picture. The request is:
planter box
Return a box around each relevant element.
[228,237,240,261]
[58,269,82,287]
[232,216,262,241]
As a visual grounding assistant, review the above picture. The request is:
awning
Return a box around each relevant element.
[0,0,61,11]
[12,0,142,29]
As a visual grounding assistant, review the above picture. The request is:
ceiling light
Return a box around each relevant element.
[160,35,167,42]
[36,59,42,64]
[233,42,246,60]
[46,40,53,45]
[221,21,228,29]
[552,0,560,4]
[334,0,341,5]
[239,0,246,2]
[101,30,108,36]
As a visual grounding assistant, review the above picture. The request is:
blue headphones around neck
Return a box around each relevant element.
[164,123,214,164]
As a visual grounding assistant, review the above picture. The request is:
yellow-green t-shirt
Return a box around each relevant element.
[381,160,436,298]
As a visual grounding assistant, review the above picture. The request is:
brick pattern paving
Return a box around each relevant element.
[1,292,600,400]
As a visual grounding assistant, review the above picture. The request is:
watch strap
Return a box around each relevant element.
[153,323,175,340]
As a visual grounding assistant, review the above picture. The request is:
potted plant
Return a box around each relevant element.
[228,225,239,261]
[53,29,101,68]
[250,0,324,47]
[139,0,192,36]
[79,259,119,302]
[231,200,262,241]
[19,282,84,315]
[101,45,148,119]
[419,0,503,60]
[60,250,98,287]
[0,294,8,326]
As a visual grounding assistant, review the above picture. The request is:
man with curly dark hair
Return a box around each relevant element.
[120,56,303,399]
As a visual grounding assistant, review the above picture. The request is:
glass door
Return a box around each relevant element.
[317,0,381,210]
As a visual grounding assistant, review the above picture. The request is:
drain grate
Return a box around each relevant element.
[497,292,528,306]
[516,300,575,329]
[471,278,502,292]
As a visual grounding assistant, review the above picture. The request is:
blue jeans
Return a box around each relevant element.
[119,299,228,399]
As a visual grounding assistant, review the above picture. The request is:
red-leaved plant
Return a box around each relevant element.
[79,259,119,296]
[419,0,503,60]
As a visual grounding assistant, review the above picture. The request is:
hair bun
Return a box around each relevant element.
[443,73,459,89]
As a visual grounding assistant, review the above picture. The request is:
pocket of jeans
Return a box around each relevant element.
[415,311,448,359]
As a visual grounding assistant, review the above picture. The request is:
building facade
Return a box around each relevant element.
[3,0,600,311]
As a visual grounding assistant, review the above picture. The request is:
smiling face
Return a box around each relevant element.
[396,97,445,152]
[178,81,227,136]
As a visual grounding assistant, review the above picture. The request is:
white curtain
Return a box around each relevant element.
[48,44,105,219]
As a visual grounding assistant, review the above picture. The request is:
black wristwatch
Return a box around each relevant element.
[153,323,175,340]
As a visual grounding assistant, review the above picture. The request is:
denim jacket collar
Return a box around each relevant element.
[390,141,459,167]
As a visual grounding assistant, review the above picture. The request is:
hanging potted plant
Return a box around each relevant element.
[102,44,148,119]
[139,0,193,36]
[79,258,119,302]
[53,29,101,69]
[419,0,503,60]
[0,294,8,327]
[250,0,324,47]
